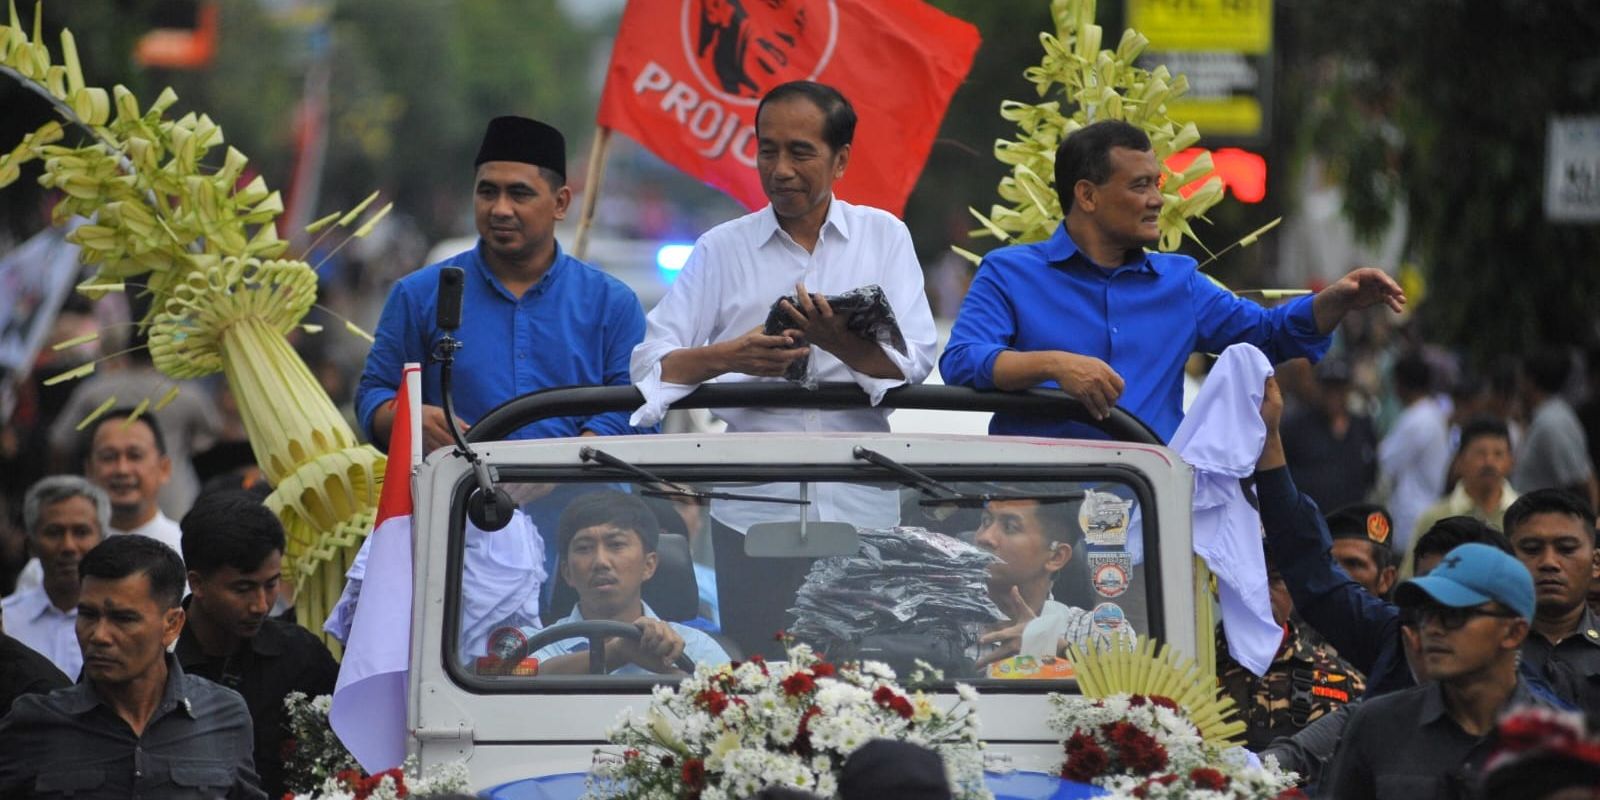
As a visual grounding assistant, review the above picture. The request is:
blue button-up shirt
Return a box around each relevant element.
[939,223,1330,441]
[356,240,648,446]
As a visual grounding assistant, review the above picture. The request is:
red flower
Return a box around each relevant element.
[1131,774,1179,799]
[889,696,915,719]
[660,755,676,768]
[1188,767,1230,791]
[681,758,706,788]
[1122,737,1169,774]
[1148,696,1181,712]
[1273,789,1310,800]
[1128,694,1147,707]
[623,748,641,761]
[1062,731,1111,783]
[279,737,298,762]
[1102,723,1168,773]
[793,706,822,758]
[696,689,730,716]
[811,663,836,678]
[873,686,897,706]
[782,671,816,696]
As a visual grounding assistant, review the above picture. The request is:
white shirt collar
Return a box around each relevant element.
[752,195,852,250]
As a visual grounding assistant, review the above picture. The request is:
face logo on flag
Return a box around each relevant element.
[686,0,837,105]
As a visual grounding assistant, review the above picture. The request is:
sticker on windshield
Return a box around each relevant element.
[1091,602,1127,634]
[1079,490,1132,546]
[1088,552,1132,598]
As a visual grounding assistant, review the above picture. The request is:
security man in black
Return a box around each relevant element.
[1503,489,1600,720]
[175,491,339,798]
[0,534,264,798]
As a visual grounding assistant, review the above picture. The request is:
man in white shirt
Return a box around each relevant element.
[531,492,727,675]
[973,497,1133,675]
[1378,354,1451,553]
[629,80,937,655]
[0,476,108,679]
[9,411,184,598]
[82,410,184,553]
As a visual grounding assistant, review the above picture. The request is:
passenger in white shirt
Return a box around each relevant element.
[973,497,1134,676]
[0,476,109,679]
[1377,355,1452,553]
[9,411,184,598]
[83,410,185,554]
[629,81,937,655]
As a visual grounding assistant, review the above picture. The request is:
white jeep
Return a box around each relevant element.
[403,382,1204,794]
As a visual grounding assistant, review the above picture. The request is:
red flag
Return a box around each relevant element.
[597,0,980,216]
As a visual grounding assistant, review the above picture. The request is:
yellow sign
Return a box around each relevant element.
[1127,0,1273,54]
[1167,97,1262,138]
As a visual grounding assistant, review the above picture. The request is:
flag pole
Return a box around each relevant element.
[573,126,613,261]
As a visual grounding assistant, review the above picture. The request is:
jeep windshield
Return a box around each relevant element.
[442,455,1159,690]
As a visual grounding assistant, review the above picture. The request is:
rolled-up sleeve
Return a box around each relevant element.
[630,238,716,427]
[851,225,936,404]
[355,281,420,446]
[1193,275,1329,365]
[939,260,1016,390]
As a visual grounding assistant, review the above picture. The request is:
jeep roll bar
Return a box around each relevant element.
[467,382,1163,445]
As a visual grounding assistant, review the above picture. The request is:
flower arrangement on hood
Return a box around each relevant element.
[283,758,469,800]
[586,640,990,800]
[280,692,468,800]
[1048,693,1301,800]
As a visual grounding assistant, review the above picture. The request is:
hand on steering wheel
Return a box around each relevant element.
[512,619,696,675]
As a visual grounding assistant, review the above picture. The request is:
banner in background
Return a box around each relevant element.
[598,0,980,216]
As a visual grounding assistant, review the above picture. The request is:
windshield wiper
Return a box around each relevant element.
[851,446,1085,507]
[578,447,810,506]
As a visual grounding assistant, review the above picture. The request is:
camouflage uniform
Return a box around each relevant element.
[1216,621,1366,751]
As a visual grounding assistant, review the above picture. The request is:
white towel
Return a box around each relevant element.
[1169,343,1278,676]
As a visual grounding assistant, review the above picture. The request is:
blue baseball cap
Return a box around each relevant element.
[1394,542,1534,622]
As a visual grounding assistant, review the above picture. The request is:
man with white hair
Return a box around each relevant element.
[0,476,109,678]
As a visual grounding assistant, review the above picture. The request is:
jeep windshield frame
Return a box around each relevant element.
[433,382,1171,695]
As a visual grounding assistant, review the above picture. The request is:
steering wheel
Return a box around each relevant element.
[514,619,696,675]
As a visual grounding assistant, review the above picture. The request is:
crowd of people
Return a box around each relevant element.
[0,77,1598,799]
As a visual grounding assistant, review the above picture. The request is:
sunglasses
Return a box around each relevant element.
[1401,604,1520,631]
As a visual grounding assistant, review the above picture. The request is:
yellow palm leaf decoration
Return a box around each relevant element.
[1064,637,1246,748]
[1,1,386,651]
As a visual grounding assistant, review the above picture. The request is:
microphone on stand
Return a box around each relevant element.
[432,267,515,531]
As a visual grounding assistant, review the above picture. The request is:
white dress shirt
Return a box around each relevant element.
[1377,397,1451,552]
[630,197,937,429]
[1,585,81,679]
[629,199,937,534]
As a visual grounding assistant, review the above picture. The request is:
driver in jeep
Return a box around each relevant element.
[532,492,729,675]
[973,498,1135,671]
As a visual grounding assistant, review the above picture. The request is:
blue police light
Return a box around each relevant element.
[656,244,693,283]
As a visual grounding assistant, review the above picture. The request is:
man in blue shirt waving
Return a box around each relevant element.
[940,120,1405,441]
[356,116,646,451]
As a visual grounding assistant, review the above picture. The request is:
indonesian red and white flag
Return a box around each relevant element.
[596,0,980,216]
[330,362,421,772]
